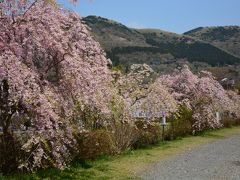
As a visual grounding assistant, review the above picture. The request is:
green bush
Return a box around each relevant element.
[166,106,193,140]
[221,112,240,127]
[74,129,116,159]
[235,118,240,125]
[109,122,138,153]
[221,113,235,127]
[106,98,139,153]
[133,120,161,148]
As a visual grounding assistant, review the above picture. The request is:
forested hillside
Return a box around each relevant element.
[184,26,240,58]
[83,16,240,74]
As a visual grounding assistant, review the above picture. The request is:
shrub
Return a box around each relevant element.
[106,96,139,153]
[75,129,116,159]
[166,106,193,140]
[133,120,161,148]
[221,112,235,127]
[110,122,138,153]
[234,118,240,125]
[221,111,240,127]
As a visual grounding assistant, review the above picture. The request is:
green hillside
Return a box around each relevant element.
[184,26,240,58]
[83,16,240,74]
[83,16,148,50]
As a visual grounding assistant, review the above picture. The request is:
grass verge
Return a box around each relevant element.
[1,126,240,180]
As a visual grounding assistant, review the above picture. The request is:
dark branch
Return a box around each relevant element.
[23,0,38,17]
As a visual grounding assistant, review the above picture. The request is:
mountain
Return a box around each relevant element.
[83,16,240,75]
[184,26,240,58]
[83,16,148,50]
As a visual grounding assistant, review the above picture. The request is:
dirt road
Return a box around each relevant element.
[141,135,240,180]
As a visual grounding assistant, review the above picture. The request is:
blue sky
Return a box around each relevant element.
[58,0,240,34]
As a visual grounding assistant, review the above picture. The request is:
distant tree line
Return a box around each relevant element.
[107,39,240,67]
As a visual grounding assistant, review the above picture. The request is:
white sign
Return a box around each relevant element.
[161,116,167,125]
[216,112,221,121]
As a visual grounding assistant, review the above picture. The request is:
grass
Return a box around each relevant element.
[1,126,240,180]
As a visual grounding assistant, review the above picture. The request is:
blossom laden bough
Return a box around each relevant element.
[158,65,240,131]
[0,0,116,171]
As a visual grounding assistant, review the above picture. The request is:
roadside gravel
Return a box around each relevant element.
[141,135,240,180]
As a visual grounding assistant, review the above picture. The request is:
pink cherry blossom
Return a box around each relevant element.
[0,1,116,170]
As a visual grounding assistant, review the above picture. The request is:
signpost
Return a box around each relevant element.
[132,106,168,141]
[216,112,221,122]
[161,110,167,141]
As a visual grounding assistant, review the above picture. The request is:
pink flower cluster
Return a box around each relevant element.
[116,64,178,118]
[158,65,240,131]
[0,1,115,170]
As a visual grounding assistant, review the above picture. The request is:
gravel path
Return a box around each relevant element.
[141,135,240,180]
